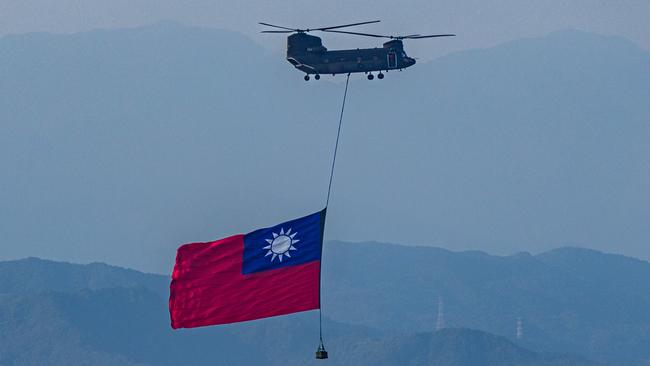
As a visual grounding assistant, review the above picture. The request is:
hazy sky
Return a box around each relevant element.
[1,2,648,272]
[1,0,649,60]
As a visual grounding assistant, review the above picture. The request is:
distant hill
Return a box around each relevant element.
[0,257,165,295]
[0,256,603,365]
[322,242,650,365]
[346,328,601,366]
[0,23,648,271]
[3,244,649,364]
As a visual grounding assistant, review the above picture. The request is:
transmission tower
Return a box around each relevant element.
[435,297,445,331]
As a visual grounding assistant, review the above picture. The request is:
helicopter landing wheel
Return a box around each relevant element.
[304,75,310,81]
[315,74,321,80]
[367,73,374,80]
[377,72,384,79]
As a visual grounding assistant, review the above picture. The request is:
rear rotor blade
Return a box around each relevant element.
[258,22,297,31]
[323,29,390,38]
[315,20,380,31]
[405,34,456,39]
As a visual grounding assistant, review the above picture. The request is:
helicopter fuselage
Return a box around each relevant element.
[286,33,415,76]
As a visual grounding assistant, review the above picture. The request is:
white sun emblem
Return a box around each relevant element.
[263,228,299,263]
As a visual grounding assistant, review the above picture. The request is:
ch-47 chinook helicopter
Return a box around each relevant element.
[260,20,454,80]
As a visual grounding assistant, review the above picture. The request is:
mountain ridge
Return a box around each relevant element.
[3,242,646,279]
[0,253,613,365]
[1,242,648,364]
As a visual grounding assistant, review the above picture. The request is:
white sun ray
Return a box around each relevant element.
[271,253,278,262]
[289,246,297,251]
[285,251,291,258]
[265,251,272,257]
[286,228,292,235]
[290,233,297,239]
[272,232,278,238]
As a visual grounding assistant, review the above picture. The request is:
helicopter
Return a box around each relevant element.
[260,20,454,80]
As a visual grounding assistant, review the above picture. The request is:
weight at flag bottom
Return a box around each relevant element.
[169,209,326,329]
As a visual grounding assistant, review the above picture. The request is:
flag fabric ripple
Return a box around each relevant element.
[169,209,326,329]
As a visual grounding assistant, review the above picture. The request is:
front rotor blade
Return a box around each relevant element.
[258,22,297,31]
[405,34,456,39]
[315,20,380,31]
[323,29,389,38]
[261,30,294,33]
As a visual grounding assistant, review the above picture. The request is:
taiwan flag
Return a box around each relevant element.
[169,209,326,329]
